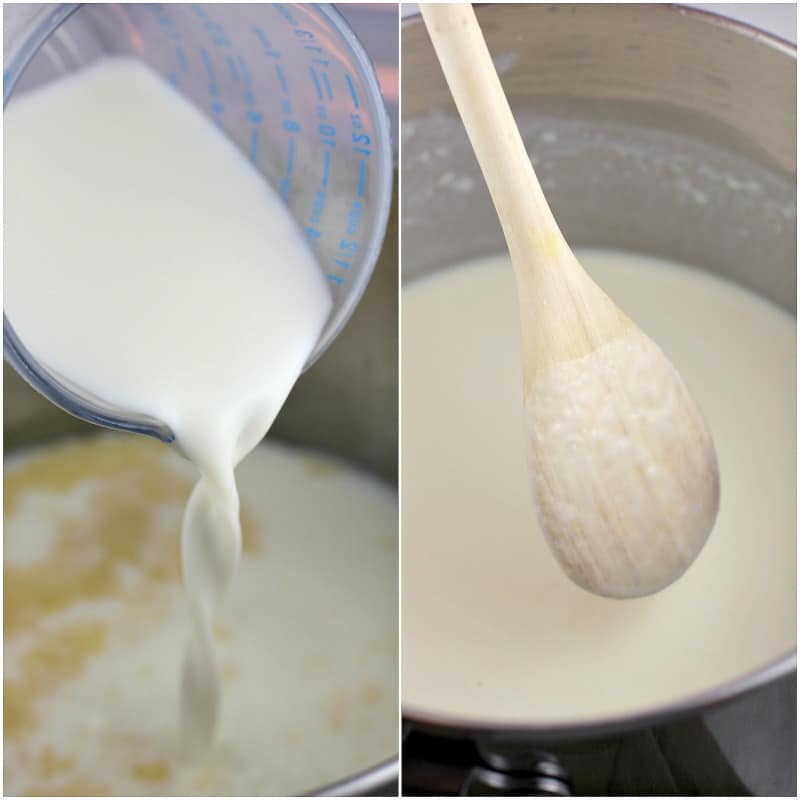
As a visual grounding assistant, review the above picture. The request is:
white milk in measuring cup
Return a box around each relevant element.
[3,4,392,759]
[4,3,393,437]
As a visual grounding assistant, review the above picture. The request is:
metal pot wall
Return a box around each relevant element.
[401,0,795,772]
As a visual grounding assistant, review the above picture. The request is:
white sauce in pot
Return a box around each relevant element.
[402,250,795,723]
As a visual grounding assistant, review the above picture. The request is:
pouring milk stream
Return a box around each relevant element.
[4,59,333,754]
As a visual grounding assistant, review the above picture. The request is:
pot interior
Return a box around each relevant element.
[401,4,796,736]
[402,5,795,308]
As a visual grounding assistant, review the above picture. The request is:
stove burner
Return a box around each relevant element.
[401,714,765,796]
[402,730,571,796]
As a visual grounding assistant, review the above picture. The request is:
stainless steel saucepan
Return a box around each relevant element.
[401,3,795,793]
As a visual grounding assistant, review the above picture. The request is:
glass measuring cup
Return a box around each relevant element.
[3,3,393,443]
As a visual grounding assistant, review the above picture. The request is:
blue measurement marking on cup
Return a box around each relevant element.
[249,129,259,164]
[234,54,262,164]
[345,74,360,109]
[245,106,263,123]
[274,11,371,286]
[251,21,298,200]
[199,47,215,88]
[253,26,281,59]
[275,64,288,95]
[148,6,181,45]
[308,99,336,250]
[191,5,232,49]
[357,159,366,199]
[263,15,340,268]
[181,7,271,165]
[176,46,189,74]
[310,67,323,101]
[322,151,331,188]
[237,55,252,96]
[326,72,371,285]
[225,54,239,82]
[275,4,298,27]
[191,5,237,125]
[199,48,225,119]
[280,138,296,201]
[321,72,333,101]
[180,6,376,288]
[280,105,299,201]
[145,6,191,87]
[143,5,378,288]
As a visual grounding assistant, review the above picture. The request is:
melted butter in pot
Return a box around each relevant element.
[5,435,398,796]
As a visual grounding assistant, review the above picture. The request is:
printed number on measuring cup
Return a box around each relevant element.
[339,239,359,253]
[352,132,370,157]
[351,113,371,157]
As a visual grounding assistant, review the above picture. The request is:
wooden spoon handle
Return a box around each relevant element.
[422,3,629,369]
[420,3,567,269]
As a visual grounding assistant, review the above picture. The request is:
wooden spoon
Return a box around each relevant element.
[420,3,719,598]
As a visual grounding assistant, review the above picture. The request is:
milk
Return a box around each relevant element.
[4,58,332,752]
[402,250,796,722]
[4,435,398,795]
